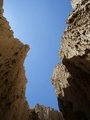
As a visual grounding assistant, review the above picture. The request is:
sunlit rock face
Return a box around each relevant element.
[52,0,90,120]
[71,0,82,9]
[34,104,64,120]
[0,0,64,120]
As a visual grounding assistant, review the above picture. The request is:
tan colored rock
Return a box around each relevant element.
[52,0,90,120]
[0,0,31,119]
[0,0,3,8]
[35,104,64,120]
[71,0,82,9]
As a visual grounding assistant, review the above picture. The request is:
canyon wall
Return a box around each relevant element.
[52,0,90,120]
[0,0,64,120]
[1,0,90,119]
[0,0,30,119]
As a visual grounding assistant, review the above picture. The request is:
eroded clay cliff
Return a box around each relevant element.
[0,0,30,119]
[0,0,63,120]
[52,0,90,120]
[1,0,90,119]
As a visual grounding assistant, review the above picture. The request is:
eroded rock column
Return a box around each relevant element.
[0,0,31,119]
[52,0,90,120]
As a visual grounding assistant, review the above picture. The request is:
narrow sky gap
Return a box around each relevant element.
[4,0,72,110]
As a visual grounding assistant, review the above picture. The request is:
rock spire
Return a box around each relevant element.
[52,0,90,119]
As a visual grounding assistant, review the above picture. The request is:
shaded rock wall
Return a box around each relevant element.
[0,0,64,120]
[0,0,31,119]
[52,0,90,120]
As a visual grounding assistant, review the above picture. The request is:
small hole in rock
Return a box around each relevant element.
[6,102,11,106]
[4,71,9,76]
[12,59,16,64]
[5,78,8,83]
[82,31,86,35]
[75,45,78,49]
[0,64,2,67]
[14,52,18,55]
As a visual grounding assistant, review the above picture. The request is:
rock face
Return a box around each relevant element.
[0,0,64,120]
[0,0,30,119]
[34,104,64,120]
[52,0,90,120]
[2,0,90,119]
[71,0,82,9]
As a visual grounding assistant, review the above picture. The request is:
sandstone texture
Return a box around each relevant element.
[0,0,30,119]
[52,0,90,120]
[0,0,64,120]
[71,0,82,9]
[34,104,64,120]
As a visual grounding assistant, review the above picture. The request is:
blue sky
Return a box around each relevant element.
[4,0,72,110]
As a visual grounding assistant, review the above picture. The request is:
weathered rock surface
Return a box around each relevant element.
[52,0,90,120]
[0,0,30,119]
[34,104,64,120]
[0,0,64,120]
[71,0,82,9]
